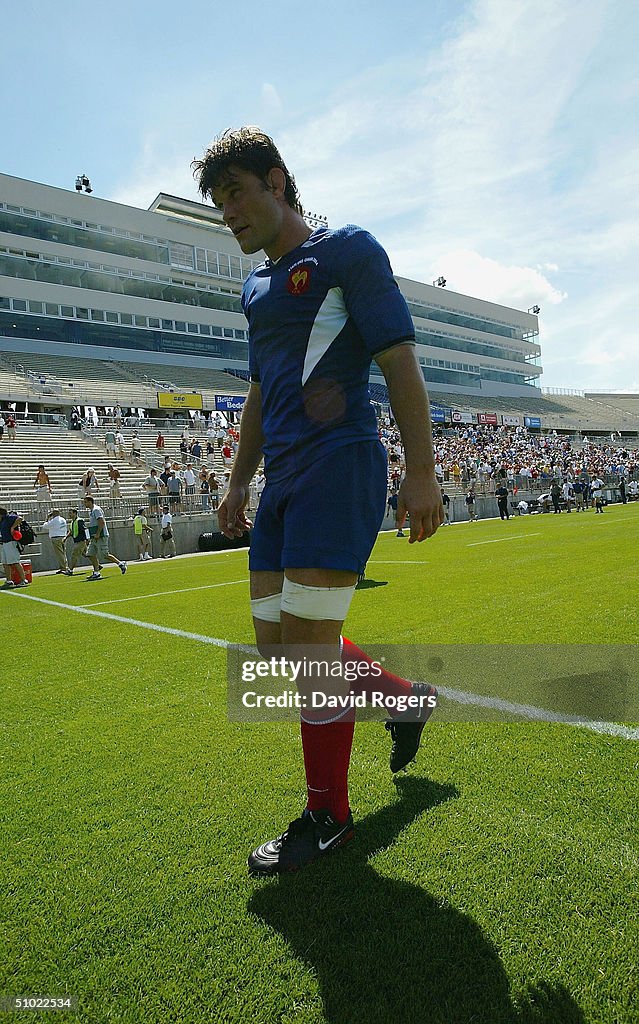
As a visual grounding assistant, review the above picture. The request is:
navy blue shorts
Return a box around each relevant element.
[249,441,387,574]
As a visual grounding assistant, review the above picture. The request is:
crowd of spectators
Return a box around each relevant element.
[378,416,638,495]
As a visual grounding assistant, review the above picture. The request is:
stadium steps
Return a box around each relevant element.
[0,424,159,510]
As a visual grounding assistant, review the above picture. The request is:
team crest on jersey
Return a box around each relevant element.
[287,264,312,295]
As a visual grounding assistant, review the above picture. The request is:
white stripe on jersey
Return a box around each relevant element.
[301,287,349,386]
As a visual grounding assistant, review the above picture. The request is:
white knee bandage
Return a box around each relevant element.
[280,578,356,621]
[250,592,282,622]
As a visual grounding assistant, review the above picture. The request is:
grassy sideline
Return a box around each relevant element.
[1,505,637,1023]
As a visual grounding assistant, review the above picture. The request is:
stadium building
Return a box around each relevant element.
[0,171,542,411]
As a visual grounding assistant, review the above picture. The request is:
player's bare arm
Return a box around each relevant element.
[219,382,264,538]
[375,343,444,543]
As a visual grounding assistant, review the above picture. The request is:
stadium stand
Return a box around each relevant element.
[0,423,229,517]
[0,349,249,411]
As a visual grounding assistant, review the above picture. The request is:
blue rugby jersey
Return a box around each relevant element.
[241,224,414,481]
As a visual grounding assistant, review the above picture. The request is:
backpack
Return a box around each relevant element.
[16,518,35,550]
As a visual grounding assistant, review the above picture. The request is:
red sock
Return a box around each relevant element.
[341,636,412,717]
[301,716,354,824]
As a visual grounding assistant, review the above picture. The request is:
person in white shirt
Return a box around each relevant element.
[160,506,176,558]
[45,510,69,573]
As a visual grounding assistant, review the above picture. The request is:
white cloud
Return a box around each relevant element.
[260,83,283,119]
[418,249,567,311]
[103,0,638,390]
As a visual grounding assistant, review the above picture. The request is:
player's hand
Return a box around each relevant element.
[218,484,253,538]
[397,471,444,543]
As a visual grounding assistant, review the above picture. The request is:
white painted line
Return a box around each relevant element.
[83,578,248,608]
[3,590,637,742]
[467,533,541,547]
[367,560,428,564]
[3,592,229,647]
[436,685,639,741]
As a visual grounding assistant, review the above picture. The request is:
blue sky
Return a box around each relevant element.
[3,0,638,391]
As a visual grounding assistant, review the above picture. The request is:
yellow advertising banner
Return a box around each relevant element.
[156,392,203,410]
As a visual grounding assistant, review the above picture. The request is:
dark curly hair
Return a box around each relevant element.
[192,127,302,214]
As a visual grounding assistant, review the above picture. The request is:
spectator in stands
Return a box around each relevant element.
[550,478,562,513]
[105,428,116,457]
[160,505,176,558]
[215,423,225,447]
[156,431,165,451]
[191,438,202,462]
[130,431,143,467]
[209,471,219,509]
[0,413,5,440]
[167,471,183,513]
[65,508,88,575]
[184,464,197,506]
[562,480,574,511]
[6,413,17,441]
[179,437,189,464]
[0,508,28,588]
[142,467,160,516]
[107,463,122,499]
[33,465,53,505]
[45,509,69,574]
[200,469,211,511]
[82,496,127,581]
[79,468,100,499]
[114,405,123,427]
[133,508,153,560]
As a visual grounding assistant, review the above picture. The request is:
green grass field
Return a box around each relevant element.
[2,506,638,1023]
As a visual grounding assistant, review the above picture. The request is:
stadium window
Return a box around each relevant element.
[12,299,27,311]
[90,310,105,321]
[120,313,132,325]
[134,315,147,327]
[174,321,186,332]
[187,323,199,333]
[234,329,245,339]
[199,325,211,335]
[162,319,174,330]
[105,312,119,324]
[28,300,43,313]
[76,307,89,320]
[223,328,234,338]
[0,297,10,309]
[148,317,160,328]
[61,305,74,317]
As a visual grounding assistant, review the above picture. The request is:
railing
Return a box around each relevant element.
[0,493,222,526]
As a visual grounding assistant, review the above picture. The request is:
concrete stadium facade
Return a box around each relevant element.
[0,172,541,399]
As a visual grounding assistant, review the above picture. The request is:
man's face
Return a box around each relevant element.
[212,166,285,256]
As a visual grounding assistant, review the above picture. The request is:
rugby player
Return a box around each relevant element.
[193,128,443,875]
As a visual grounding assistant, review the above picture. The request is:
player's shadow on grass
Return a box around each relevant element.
[355,578,388,590]
[248,777,585,1024]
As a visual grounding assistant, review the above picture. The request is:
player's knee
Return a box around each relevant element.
[280,577,356,621]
